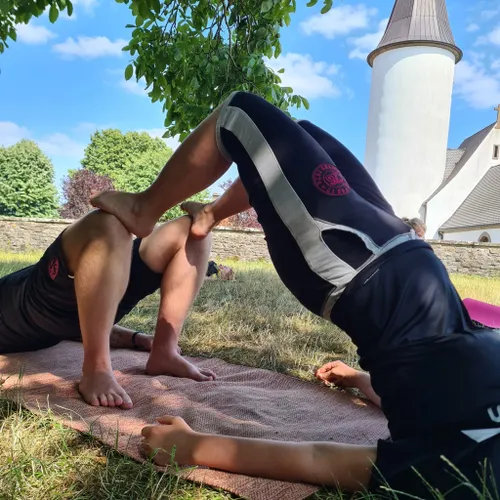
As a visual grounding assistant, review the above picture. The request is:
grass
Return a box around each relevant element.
[0,252,498,499]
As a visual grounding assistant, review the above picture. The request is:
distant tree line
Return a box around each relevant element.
[0,130,260,229]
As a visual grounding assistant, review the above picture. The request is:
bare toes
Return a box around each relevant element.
[120,392,134,409]
[98,394,109,406]
[201,369,216,380]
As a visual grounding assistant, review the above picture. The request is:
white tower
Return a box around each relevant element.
[364,0,462,218]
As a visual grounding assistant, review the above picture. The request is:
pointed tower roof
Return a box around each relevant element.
[367,0,462,66]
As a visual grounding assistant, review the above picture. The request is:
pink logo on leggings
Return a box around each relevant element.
[48,257,59,280]
[312,164,350,196]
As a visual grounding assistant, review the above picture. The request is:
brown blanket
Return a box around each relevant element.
[0,342,389,500]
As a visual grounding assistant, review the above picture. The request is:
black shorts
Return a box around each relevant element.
[0,235,162,353]
[371,431,500,498]
[216,91,415,319]
[215,91,500,495]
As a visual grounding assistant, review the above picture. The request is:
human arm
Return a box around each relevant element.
[141,416,376,491]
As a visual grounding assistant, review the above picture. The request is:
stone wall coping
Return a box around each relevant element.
[2,217,500,245]
[0,216,265,234]
[427,239,500,249]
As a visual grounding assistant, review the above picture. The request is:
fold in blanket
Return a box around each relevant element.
[0,341,389,500]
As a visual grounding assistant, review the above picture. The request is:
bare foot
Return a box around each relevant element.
[314,360,362,389]
[181,201,217,239]
[91,191,155,238]
[146,351,216,382]
[78,370,133,409]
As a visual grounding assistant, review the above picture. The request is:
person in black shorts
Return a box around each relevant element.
[0,212,215,409]
[91,91,500,498]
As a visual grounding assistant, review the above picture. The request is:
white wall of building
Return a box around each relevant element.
[442,228,500,243]
[425,128,500,238]
[365,45,456,219]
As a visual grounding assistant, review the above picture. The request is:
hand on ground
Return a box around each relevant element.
[314,360,360,388]
[141,415,195,466]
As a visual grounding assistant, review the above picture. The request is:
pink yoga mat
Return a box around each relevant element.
[0,342,389,500]
[463,298,500,328]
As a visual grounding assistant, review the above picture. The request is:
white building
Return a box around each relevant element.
[365,0,500,242]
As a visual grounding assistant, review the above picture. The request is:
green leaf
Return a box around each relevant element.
[66,0,73,16]
[320,0,333,14]
[49,4,59,23]
[124,64,134,81]
[306,0,318,6]
[278,68,285,73]
[8,28,16,41]
[301,97,310,110]
[261,0,273,13]
[274,42,281,58]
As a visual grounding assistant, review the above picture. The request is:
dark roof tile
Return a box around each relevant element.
[440,165,500,231]
[368,0,462,66]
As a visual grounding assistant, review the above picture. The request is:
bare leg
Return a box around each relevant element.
[315,361,381,408]
[62,210,134,409]
[109,325,153,351]
[141,415,375,491]
[138,216,215,381]
[181,177,251,239]
[91,110,231,238]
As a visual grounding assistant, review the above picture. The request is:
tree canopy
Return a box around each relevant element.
[81,128,210,220]
[1,0,334,139]
[60,169,115,219]
[0,140,59,218]
[81,129,172,191]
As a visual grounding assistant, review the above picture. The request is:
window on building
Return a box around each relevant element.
[494,145,499,160]
[479,232,491,243]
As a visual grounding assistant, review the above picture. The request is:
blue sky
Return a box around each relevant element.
[1,0,499,196]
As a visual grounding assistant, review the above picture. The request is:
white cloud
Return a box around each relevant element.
[119,77,148,96]
[300,4,377,39]
[53,36,126,59]
[454,59,500,109]
[16,23,57,44]
[72,0,98,14]
[466,23,480,32]
[348,18,388,60]
[480,7,500,20]
[477,25,500,46]
[0,123,85,158]
[137,128,181,151]
[37,133,86,158]
[73,122,106,134]
[0,122,31,147]
[266,53,342,99]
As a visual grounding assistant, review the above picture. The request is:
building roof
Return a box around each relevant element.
[368,0,462,66]
[440,164,500,231]
[443,148,465,181]
[425,123,496,203]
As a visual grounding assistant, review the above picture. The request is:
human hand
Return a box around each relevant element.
[141,415,197,466]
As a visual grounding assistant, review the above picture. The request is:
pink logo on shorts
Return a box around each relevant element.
[312,163,350,197]
[48,257,59,280]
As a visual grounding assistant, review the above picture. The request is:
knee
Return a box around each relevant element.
[85,210,132,245]
[187,231,212,256]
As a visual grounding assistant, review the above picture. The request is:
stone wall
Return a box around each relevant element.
[0,216,269,261]
[430,240,500,278]
[1,217,499,277]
